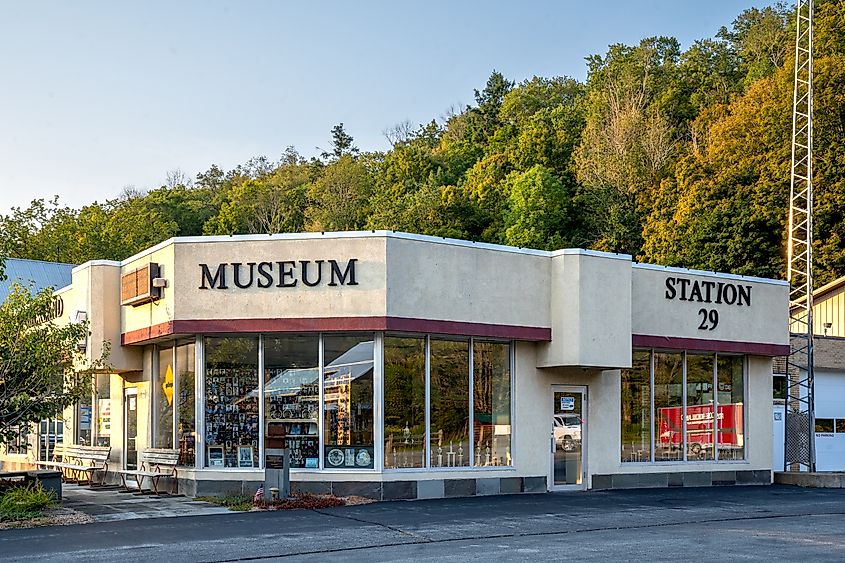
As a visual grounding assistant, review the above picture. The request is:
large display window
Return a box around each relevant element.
[156,347,174,449]
[176,342,196,466]
[194,332,511,471]
[430,338,470,467]
[472,341,511,467]
[383,336,426,469]
[621,350,745,463]
[264,335,320,469]
[204,337,259,468]
[323,335,375,469]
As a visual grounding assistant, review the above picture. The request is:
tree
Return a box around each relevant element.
[321,123,359,160]
[504,165,576,250]
[0,274,108,446]
[306,155,372,231]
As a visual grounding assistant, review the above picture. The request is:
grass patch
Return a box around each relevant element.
[195,495,253,511]
[0,483,56,522]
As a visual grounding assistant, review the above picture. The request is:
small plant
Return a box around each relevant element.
[195,495,253,511]
[0,482,56,521]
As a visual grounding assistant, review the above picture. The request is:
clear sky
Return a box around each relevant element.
[0,0,769,213]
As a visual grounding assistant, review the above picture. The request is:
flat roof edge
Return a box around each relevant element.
[632,262,789,287]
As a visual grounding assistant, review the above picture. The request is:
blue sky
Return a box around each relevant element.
[0,1,769,212]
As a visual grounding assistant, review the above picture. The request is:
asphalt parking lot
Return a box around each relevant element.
[2,485,844,562]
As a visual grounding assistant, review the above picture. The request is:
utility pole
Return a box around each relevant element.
[785,0,815,472]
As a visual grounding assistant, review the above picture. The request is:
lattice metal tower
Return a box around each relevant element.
[785,0,815,472]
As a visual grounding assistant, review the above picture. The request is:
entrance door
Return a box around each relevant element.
[124,388,138,470]
[550,386,586,490]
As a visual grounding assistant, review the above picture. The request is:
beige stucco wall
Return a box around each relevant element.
[384,236,549,329]
[537,250,632,369]
[632,264,789,346]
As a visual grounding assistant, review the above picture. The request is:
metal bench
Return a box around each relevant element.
[38,444,111,486]
[115,448,180,495]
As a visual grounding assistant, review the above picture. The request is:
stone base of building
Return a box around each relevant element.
[173,475,549,500]
[591,470,772,490]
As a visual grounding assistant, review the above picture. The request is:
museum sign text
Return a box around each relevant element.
[199,259,359,290]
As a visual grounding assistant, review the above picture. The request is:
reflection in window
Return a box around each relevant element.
[77,393,92,446]
[815,418,834,433]
[772,375,787,401]
[384,336,426,469]
[430,339,470,467]
[323,335,374,469]
[621,351,651,462]
[156,346,174,448]
[686,355,715,461]
[654,352,684,462]
[473,341,511,467]
[95,373,111,447]
[204,337,259,468]
[265,335,319,469]
[717,355,745,460]
[176,342,196,466]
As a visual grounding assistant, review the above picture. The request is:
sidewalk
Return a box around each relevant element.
[61,484,231,522]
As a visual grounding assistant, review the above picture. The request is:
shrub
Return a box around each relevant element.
[0,482,56,521]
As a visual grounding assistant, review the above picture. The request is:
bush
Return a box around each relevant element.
[0,482,56,521]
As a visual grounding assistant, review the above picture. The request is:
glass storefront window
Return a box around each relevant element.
[323,335,374,469]
[622,350,745,464]
[77,395,92,446]
[205,337,259,468]
[621,351,651,462]
[156,347,175,448]
[95,373,111,447]
[176,342,196,466]
[717,355,745,460]
[654,352,684,462]
[430,338,470,467]
[265,335,320,469]
[686,354,715,461]
[472,341,511,467]
[383,336,426,469]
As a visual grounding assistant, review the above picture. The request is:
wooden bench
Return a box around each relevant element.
[37,444,111,486]
[115,448,180,495]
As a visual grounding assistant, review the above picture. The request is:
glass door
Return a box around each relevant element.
[124,388,138,470]
[550,386,586,490]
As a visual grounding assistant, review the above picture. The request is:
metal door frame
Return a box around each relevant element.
[549,385,588,491]
[123,387,139,470]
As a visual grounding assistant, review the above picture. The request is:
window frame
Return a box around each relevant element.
[622,349,747,465]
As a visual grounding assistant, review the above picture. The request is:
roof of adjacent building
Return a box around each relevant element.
[0,258,74,301]
[812,275,845,304]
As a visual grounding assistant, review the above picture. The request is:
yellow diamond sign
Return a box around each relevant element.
[163,364,174,406]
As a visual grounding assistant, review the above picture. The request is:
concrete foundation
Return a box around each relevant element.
[774,471,845,488]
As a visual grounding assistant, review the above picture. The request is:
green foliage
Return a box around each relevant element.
[0,483,55,521]
[3,3,845,285]
[0,284,109,445]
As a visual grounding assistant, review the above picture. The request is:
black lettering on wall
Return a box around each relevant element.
[277,261,298,287]
[200,263,228,289]
[232,262,256,289]
[665,277,677,299]
[328,259,358,286]
[301,260,324,287]
[257,262,274,288]
[738,285,752,306]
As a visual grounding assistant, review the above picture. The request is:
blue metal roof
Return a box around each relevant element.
[0,258,74,301]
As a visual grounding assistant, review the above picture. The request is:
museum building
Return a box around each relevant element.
[2,231,790,498]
